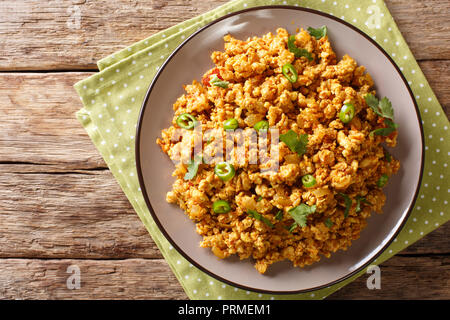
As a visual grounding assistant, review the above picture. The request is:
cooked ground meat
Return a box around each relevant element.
[157,28,400,274]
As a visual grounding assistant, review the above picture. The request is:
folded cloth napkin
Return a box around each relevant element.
[74,0,449,299]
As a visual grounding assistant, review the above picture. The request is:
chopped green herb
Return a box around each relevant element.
[184,156,202,180]
[275,210,283,221]
[247,210,274,228]
[338,193,352,218]
[377,174,389,188]
[257,196,263,202]
[285,222,298,233]
[288,204,316,228]
[355,196,370,213]
[279,130,308,156]
[364,94,394,120]
[287,35,313,61]
[364,93,380,111]
[324,218,334,228]
[307,26,328,39]
[379,97,394,120]
[384,148,392,162]
[210,74,229,88]
[370,118,398,137]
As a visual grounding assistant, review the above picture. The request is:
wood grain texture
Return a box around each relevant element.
[0,256,447,299]
[385,0,450,61]
[0,167,160,259]
[0,72,105,168]
[0,258,187,299]
[328,255,450,299]
[0,0,449,71]
[0,0,448,300]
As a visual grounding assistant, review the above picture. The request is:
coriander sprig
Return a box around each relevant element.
[279,130,308,156]
[285,204,317,232]
[365,94,398,136]
[307,26,328,39]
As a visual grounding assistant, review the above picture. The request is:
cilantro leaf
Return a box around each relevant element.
[288,204,316,228]
[307,26,328,39]
[355,196,371,213]
[324,218,334,228]
[338,193,352,218]
[279,130,308,156]
[285,222,298,233]
[275,210,283,221]
[183,155,202,180]
[210,74,229,88]
[384,148,392,162]
[379,97,394,120]
[364,94,394,120]
[247,210,274,228]
[297,48,313,61]
[287,35,313,61]
[364,93,379,111]
[371,127,396,136]
[370,118,398,137]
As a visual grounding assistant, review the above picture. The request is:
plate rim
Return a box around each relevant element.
[135,5,425,294]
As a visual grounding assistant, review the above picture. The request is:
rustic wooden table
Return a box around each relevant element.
[0,0,448,300]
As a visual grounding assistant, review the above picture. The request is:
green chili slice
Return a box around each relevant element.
[377,174,389,188]
[209,74,229,88]
[339,103,355,124]
[212,200,231,214]
[214,162,235,182]
[301,174,317,188]
[282,63,298,83]
[254,120,269,132]
[176,113,197,130]
[223,118,239,130]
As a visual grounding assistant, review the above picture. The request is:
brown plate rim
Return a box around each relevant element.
[135,5,425,295]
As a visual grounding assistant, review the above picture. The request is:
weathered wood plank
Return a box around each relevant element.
[0,258,188,299]
[0,0,448,71]
[0,168,161,259]
[0,165,448,259]
[420,60,450,119]
[0,61,448,168]
[0,72,105,169]
[0,256,447,299]
[329,255,450,299]
[385,0,450,61]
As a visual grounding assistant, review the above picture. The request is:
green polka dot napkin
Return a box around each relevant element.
[74,0,449,300]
